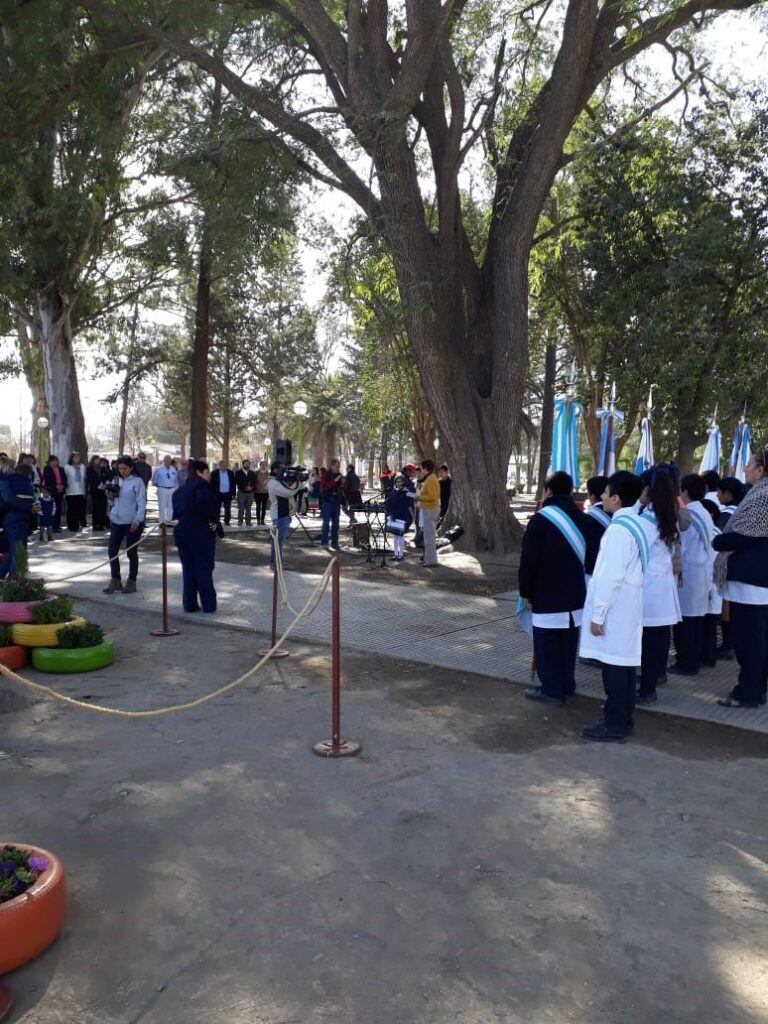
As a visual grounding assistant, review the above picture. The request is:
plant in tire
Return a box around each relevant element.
[0,625,12,648]
[57,623,105,649]
[0,845,49,904]
[30,597,75,625]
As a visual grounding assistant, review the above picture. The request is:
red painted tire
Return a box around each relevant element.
[0,646,28,671]
[0,844,66,974]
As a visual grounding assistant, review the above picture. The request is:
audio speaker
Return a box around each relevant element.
[275,438,292,464]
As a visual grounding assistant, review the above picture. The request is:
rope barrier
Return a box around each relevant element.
[0,558,336,719]
[32,522,162,584]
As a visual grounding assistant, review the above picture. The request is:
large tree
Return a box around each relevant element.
[69,0,762,546]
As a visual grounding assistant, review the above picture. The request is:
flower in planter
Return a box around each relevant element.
[0,845,50,904]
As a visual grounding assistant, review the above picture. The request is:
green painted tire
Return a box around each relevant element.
[31,640,115,674]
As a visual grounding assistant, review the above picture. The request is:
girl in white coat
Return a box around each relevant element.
[672,474,715,675]
[636,468,682,704]
[580,472,654,741]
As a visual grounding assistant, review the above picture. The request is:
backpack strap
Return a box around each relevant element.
[538,505,586,565]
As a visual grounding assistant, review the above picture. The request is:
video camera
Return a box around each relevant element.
[278,465,309,488]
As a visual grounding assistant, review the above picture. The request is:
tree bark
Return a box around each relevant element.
[677,422,704,476]
[536,343,557,500]
[37,289,87,461]
[221,339,232,463]
[189,234,212,458]
[16,317,49,456]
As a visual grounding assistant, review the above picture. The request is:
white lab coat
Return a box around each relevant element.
[579,508,648,667]
[640,504,682,627]
[707,524,723,615]
[678,500,714,618]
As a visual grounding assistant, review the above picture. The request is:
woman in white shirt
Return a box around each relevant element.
[63,451,87,532]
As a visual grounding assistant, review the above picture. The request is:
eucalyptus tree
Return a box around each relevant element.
[67,0,765,546]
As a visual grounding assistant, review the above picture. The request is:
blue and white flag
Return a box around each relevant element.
[550,398,582,488]
[596,395,624,477]
[699,422,721,475]
[634,416,654,476]
[729,419,752,483]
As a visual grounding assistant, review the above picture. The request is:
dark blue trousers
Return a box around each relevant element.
[701,614,719,668]
[729,601,768,704]
[673,616,704,674]
[176,533,217,612]
[640,625,670,695]
[533,624,579,699]
[321,501,340,546]
[601,663,636,735]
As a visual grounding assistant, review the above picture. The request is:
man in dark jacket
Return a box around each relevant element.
[172,460,221,613]
[210,461,236,524]
[518,471,602,705]
[234,459,258,526]
[133,452,152,489]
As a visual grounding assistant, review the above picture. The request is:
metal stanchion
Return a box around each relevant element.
[259,563,290,659]
[313,558,361,758]
[151,521,180,637]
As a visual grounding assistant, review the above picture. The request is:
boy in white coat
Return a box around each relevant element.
[672,474,715,676]
[580,471,652,741]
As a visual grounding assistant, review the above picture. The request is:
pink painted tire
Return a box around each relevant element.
[0,602,43,625]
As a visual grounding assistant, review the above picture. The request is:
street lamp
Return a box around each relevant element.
[293,400,308,465]
[37,416,49,468]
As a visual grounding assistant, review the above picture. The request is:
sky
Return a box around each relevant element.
[1,9,766,450]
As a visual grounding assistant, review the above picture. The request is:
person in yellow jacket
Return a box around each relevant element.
[417,459,441,567]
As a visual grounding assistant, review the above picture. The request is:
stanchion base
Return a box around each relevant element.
[151,628,180,637]
[0,983,13,1022]
[258,649,290,659]
[312,739,362,758]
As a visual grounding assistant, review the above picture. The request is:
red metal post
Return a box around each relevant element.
[151,521,179,637]
[259,562,289,658]
[313,558,361,758]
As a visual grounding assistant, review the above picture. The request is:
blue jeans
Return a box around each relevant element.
[108,521,143,581]
[269,515,291,568]
[321,501,340,546]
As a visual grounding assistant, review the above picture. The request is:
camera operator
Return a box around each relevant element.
[267,460,299,568]
[103,456,146,594]
[320,458,343,549]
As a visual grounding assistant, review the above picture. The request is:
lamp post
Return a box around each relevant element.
[37,416,49,469]
[264,436,272,462]
[293,400,307,464]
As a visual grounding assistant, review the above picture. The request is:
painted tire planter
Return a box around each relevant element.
[0,601,44,625]
[11,618,87,649]
[32,640,115,674]
[0,646,28,672]
[0,844,66,975]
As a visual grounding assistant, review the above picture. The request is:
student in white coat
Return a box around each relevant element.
[672,474,715,676]
[580,471,652,741]
[636,468,682,705]
[700,498,722,668]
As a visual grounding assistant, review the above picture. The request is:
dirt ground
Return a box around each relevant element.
[3,597,767,1024]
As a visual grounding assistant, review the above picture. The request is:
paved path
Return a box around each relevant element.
[28,540,767,735]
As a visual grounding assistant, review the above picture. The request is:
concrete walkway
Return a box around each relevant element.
[29,540,767,735]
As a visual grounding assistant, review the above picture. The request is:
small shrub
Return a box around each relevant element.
[57,623,105,649]
[0,624,12,648]
[0,577,46,602]
[30,596,75,625]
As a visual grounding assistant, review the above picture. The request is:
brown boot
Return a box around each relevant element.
[103,579,123,594]
[123,580,137,594]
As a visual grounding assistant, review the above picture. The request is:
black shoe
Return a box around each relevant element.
[582,723,627,742]
[524,687,565,706]
[657,673,668,686]
[717,697,760,709]
[716,647,735,661]
[668,664,698,677]
[635,691,658,706]
[185,604,202,613]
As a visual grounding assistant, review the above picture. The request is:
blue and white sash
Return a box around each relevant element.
[611,516,650,572]
[588,505,611,530]
[641,509,674,553]
[688,505,711,550]
[539,505,586,565]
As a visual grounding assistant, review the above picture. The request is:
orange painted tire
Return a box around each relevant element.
[0,646,28,671]
[0,844,66,974]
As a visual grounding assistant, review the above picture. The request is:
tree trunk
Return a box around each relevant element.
[367,445,375,488]
[37,289,87,461]
[536,343,557,500]
[118,303,139,454]
[221,341,232,463]
[16,317,49,456]
[189,235,212,459]
[677,422,703,476]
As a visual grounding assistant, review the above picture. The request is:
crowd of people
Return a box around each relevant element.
[518,454,768,742]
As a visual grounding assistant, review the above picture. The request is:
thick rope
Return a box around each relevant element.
[33,523,162,583]
[270,524,330,618]
[0,558,336,719]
